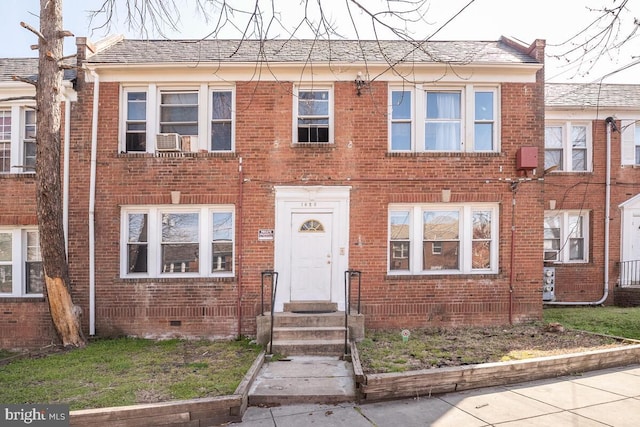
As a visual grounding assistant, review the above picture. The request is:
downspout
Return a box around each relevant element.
[546,118,613,306]
[88,70,100,335]
[63,97,71,252]
[236,157,244,338]
[509,182,518,324]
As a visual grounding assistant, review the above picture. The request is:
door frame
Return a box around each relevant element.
[274,186,351,312]
[620,193,640,262]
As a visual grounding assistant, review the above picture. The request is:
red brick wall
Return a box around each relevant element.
[542,120,635,304]
[4,65,546,347]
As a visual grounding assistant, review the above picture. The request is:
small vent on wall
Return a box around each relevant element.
[169,320,182,327]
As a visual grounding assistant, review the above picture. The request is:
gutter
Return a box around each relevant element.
[63,97,70,252]
[88,71,100,335]
[546,117,613,306]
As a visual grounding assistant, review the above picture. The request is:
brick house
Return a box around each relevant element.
[544,83,640,306]
[0,58,77,347]
[1,36,547,349]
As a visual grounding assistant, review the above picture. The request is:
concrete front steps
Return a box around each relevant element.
[256,301,364,357]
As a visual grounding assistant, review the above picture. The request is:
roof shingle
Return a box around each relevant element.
[85,38,539,65]
[546,83,640,109]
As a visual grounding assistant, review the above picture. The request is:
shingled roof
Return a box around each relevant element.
[546,83,640,109]
[0,57,76,83]
[85,38,540,65]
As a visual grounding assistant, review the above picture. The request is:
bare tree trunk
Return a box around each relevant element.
[36,0,85,347]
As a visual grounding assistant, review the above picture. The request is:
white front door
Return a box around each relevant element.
[274,186,351,311]
[628,211,640,261]
[290,213,333,301]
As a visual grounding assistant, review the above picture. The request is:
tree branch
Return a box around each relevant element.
[0,95,36,102]
[20,21,45,42]
[12,76,37,86]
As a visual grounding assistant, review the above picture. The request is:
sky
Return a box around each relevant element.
[1,0,639,83]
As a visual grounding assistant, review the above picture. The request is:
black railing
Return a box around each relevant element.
[261,270,278,354]
[344,270,362,355]
[620,260,640,287]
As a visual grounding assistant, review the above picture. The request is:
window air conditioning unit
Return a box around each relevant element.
[156,133,182,151]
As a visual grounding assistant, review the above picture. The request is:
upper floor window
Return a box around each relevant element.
[160,91,198,136]
[0,106,37,174]
[120,85,235,153]
[295,87,333,143]
[0,229,44,298]
[636,123,640,164]
[544,122,591,172]
[125,91,147,152]
[211,90,233,151]
[122,205,235,278]
[390,85,498,152]
[388,204,499,275]
[544,210,589,263]
[0,110,10,172]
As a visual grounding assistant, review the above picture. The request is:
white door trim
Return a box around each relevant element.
[274,186,351,312]
[620,193,640,262]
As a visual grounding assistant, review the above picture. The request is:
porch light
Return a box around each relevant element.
[355,72,367,96]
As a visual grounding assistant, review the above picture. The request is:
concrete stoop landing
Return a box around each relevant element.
[248,356,357,406]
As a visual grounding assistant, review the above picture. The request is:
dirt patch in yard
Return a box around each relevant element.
[357,323,635,374]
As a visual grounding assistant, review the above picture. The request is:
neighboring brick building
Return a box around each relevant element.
[2,36,549,348]
[0,58,77,348]
[544,83,640,306]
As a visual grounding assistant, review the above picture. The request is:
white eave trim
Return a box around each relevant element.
[84,61,541,83]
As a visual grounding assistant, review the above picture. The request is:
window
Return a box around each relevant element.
[636,124,640,165]
[391,91,412,150]
[544,122,591,172]
[0,229,44,297]
[1,110,11,172]
[544,211,589,263]
[160,91,198,136]
[388,204,498,274]
[295,88,332,143]
[121,86,235,153]
[121,206,234,277]
[389,85,498,152]
[23,109,36,170]
[211,90,233,151]
[125,91,147,152]
[0,107,37,174]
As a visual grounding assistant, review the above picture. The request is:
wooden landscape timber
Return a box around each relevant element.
[359,344,640,401]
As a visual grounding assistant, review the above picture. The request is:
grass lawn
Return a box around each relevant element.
[0,337,261,410]
[543,306,640,340]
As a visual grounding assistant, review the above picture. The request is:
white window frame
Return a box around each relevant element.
[210,88,235,152]
[121,87,148,153]
[120,85,235,153]
[636,123,640,165]
[120,205,235,278]
[293,85,334,144]
[388,85,499,153]
[544,210,589,263]
[0,105,37,174]
[544,121,592,172]
[388,203,499,275]
[0,228,44,298]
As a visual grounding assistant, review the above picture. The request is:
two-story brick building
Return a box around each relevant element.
[2,36,548,348]
[544,83,640,306]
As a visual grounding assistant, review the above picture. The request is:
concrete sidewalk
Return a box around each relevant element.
[236,363,640,426]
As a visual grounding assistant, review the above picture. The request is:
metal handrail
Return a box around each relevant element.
[619,260,640,287]
[344,270,362,355]
[261,270,278,354]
